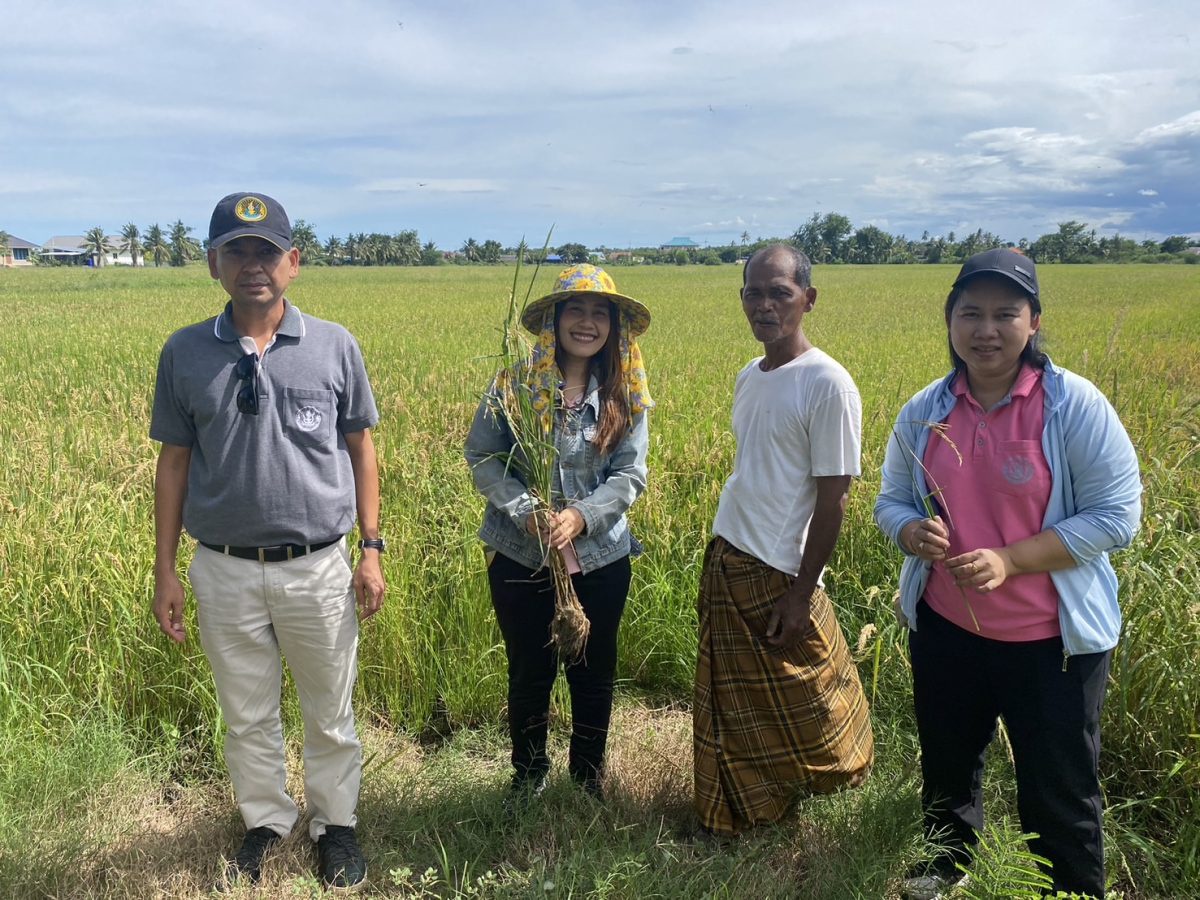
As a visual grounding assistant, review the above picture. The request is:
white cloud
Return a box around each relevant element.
[1133,110,1200,145]
[1139,189,1159,196]
[961,128,1125,176]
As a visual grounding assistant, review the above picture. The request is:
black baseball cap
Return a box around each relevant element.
[209,192,293,251]
[952,248,1039,301]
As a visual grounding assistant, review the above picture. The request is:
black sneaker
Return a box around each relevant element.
[215,826,282,891]
[317,825,367,891]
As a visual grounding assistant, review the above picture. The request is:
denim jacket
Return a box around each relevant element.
[464,374,649,574]
[874,359,1142,657]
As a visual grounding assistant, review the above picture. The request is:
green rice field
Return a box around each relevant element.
[0,263,1196,898]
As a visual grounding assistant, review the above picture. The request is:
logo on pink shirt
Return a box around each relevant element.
[1002,455,1036,485]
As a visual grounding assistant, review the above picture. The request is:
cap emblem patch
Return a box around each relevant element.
[235,197,268,223]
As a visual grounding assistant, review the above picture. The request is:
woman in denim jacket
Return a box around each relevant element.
[465,264,652,802]
[874,249,1140,900]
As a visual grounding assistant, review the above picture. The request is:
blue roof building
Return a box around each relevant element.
[660,236,699,250]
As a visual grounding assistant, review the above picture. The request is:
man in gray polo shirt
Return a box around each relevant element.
[151,191,384,891]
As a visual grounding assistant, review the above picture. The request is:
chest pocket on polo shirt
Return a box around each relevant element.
[283,387,336,445]
[991,439,1048,498]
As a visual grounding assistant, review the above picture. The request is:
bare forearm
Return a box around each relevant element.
[345,428,381,538]
[766,476,850,648]
[1001,529,1076,575]
[947,527,1076,594]
[345,428,387,617]
[791,476,850,599]
[154,445,191,576]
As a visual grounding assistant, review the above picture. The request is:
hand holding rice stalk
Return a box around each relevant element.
[892,421,980,631]
[485,238,591,661]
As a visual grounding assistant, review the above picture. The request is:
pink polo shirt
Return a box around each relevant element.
[922,365,1060,641]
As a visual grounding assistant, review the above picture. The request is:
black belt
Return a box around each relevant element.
[199,538,340,563]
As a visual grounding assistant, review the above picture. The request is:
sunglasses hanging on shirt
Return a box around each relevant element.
[235,352,260,415]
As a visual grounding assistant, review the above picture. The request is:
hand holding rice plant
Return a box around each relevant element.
[892,422,980,631]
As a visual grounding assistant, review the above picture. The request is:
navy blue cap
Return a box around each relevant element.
[209,192,292,251]
[953,248,1038,300]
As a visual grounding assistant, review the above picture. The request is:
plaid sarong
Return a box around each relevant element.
[694,537,874,836]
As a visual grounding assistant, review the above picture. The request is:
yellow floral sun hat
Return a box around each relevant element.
[521,264,651,337]
[517,263,655,431]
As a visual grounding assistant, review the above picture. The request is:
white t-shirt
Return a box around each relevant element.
[712,347,862,576]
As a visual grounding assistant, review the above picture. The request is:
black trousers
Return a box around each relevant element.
[910,600,1110,897]
[488,551,631,784]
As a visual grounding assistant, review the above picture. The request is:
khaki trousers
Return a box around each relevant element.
[189,540,361,840]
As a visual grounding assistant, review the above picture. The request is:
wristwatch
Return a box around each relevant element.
[358,538,387,553]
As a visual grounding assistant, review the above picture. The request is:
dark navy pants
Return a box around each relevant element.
[910,600,1110,897]
[488,551,630,785]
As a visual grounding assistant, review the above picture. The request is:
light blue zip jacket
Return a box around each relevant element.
[874,359,1142,657]
[465,375,648,574]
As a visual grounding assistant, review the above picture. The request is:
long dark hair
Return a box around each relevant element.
[944,274,1048,372]
[554,299,631,455]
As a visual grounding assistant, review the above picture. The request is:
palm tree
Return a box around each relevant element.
[420,240,441,266]
[394,230,420,266]
[323,235,344,264]
[119,223,142,267]
[0,230,11,266]
[481,239,503,263]
[292,219,319,263]
[168,220,200,267]
[83,226,109,267]
[740,230,750,247]
[359,233,382,266]
[376,233,395,265]
[461,238,481,262]
[143,224,170,267]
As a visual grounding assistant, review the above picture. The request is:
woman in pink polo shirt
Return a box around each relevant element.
[875,249,1141,900]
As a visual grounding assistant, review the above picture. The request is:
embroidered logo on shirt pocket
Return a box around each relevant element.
[1002,455,1035,485]
[295,406,323,432]
[992,440,1047,498]
[284,387,335,444]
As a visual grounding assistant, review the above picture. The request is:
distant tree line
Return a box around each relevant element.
[779,213,1198,265]
[9,213,1195,269]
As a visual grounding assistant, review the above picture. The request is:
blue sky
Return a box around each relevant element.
[2,0,1197,249]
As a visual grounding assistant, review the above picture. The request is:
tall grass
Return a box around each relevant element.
[0,263,1196,896]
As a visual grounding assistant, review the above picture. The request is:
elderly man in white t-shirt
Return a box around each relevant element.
[692,244,874,839]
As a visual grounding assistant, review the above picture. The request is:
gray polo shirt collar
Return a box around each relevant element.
[212,299,306,343]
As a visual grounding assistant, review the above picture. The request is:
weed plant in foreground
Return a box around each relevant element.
[0,263,1196,897]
